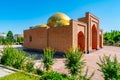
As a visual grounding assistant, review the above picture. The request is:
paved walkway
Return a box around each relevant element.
[0,65,14,77]
[35,46,120,80]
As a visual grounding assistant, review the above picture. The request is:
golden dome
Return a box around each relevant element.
[47,12,71,27]
[34,24,48,28]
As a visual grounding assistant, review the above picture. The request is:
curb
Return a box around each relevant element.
[0,64,19,72]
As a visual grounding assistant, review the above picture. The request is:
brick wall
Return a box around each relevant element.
[48,26,72,52]
[23,28,47,50]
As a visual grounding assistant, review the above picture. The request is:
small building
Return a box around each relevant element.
[0,33,6,39]
[23,12,103,53]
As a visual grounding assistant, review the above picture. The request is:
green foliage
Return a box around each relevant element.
[0,31,15,45]
[35,68,44,75]
[7,30,14,42]
[97,55,120,80]
[40,72,63,80]
[17,36,24,44]
[0,72,40,80]
[25,60,35,73]
[1,45,26,69]
[40,71,79,80]
[78,67,95,80]
[104,30,120,46]
[65,48,94,80]
[61,76,76,80]
[0,38,3,44]
[65,48,85,76]
[0,31,23,45]
[41,48,55,71]
[2,38,12,45]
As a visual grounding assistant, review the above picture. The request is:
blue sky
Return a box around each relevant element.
[0,0,120,34]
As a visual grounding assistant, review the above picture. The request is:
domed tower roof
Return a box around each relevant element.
[38,24,48,27]
[34,24,48,28]
[47,12,71,27]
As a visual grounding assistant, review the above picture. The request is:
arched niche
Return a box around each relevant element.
[92,25,97,49]
[78,31,85,51]
[99,34,102,48]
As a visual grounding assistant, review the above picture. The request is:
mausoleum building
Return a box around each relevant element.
[23,12,103,53]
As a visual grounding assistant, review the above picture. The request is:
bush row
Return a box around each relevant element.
[104,30,120,46]
[1,46,120,80]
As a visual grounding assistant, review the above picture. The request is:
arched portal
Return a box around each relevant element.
[99,35,102,48]
[78,31,85,51]
[92,25,97,49]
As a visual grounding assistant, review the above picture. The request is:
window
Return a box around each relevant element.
[29,36,32,42]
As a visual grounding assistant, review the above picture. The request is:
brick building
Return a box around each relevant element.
[23,12,103,53]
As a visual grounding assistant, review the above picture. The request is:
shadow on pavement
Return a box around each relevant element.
[23,49,65,60]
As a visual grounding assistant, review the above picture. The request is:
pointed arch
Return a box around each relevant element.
[92,25,97,49]
[99,34,102,48]
[78,31,85,51]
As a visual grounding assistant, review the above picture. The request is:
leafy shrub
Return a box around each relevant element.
[113,41,120,46]
[41,48,55,71]
[25,61,35,73]
[40,72,63,80]
[35,68,44,75]
[65,48,85,76]
[61,74,76,80]
[66,77,76,80]
[40,72,76,80]
[1,45,26,69]
[97,55,120,80]
[0,38,3,44]
[65,48,94,80]
[17,36,24,44]
[104,30,120,46]
[2,38,12,45]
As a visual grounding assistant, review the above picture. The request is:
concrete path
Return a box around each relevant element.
[0,65,14,77]
[0,45,22,50]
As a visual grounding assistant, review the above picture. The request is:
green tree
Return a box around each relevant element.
[17,36,24,44]
[2,38,11,45]
[104,30,120,46]
[7,31,14,42]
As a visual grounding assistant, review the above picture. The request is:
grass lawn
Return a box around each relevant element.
[0,72,40,80]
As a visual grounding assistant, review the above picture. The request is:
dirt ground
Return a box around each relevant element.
[35,46,120,80]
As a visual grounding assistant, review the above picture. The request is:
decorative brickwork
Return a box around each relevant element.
[23,12,103,53]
